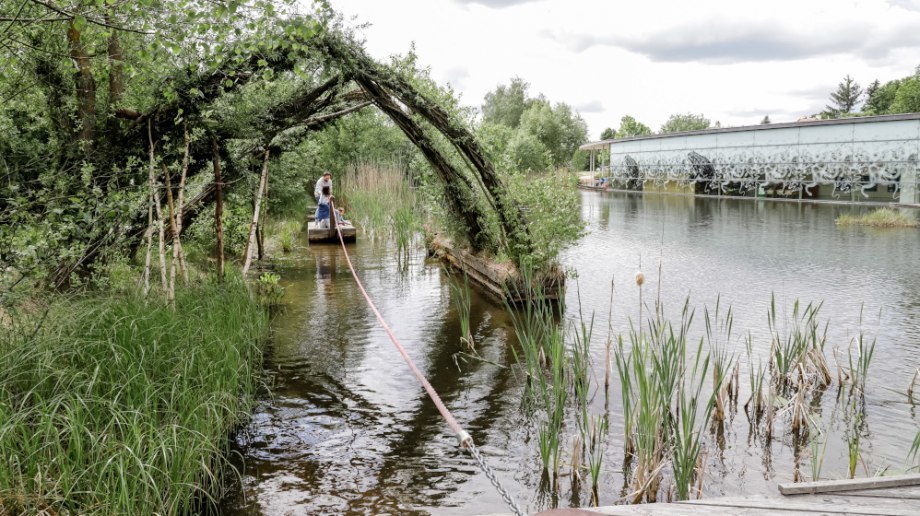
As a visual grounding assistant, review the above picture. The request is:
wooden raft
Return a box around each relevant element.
[428,235,564,303]
[307,221,356,243]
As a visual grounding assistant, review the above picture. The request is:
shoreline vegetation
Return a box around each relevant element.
[494,274,920,506]
[836,208,918,227]
[0,278,267,514]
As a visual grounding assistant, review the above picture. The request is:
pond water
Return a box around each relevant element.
[221,192,920,515]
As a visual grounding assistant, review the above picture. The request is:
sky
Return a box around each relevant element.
[327,0,920,140]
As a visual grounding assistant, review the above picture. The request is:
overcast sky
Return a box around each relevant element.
[328,0,920,140]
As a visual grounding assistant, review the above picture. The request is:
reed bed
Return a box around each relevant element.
[836,208,918,228]
[0,279,267,514]
[504,269,917,508]
[339,163,421,240]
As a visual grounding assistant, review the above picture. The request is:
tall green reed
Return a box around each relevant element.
[447,270,474,350]
[0,278,267,514]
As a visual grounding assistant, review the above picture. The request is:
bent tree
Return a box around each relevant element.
[0,1,537,287]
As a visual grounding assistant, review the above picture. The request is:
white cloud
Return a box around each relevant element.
[329,0,919,139]
[451,0,543,7]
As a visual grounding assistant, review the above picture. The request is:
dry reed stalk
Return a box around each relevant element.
[791,374,809,438]
[809,348,832,387]
[570,435,583,483]
[909,368,920,401]
[834,348,850,386]
[695,451,707,498]
[764,386,775,441]
[713,366,725,422]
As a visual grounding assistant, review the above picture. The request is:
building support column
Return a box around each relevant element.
[900,163,920,205]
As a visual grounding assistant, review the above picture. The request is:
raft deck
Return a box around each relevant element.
[307,221,356,243]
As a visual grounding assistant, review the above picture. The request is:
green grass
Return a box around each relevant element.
[836,208,918,228]
[0,278,267,514]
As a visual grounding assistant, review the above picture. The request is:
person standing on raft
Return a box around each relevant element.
[316,186,334,228]
[314,171,332,202]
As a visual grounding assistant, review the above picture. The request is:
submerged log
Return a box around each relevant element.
[428,235,564,303]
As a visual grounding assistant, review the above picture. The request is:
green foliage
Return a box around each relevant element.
[826,74,863,116]
[518,101,588,167]
[890,76,920,114]
[482,76,531,128]
[256,271,284,305]
[615,115,652,138]
[836,208,918,227]
[505,171,584,269]
[480,78,588,169]
[659,112,710,133]
[600,127,616,140]
[508,130,553,172]
[0,279,268,514]
[863,79,900,114]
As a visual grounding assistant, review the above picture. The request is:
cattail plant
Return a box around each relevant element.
[845,308,876,397]
[844,395,863,479]
[705,298,735,424]
[808,424,828,482]
[585,414,608,505]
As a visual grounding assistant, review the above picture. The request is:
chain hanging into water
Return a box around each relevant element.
[328,200,525,516]
[465,440,525,516]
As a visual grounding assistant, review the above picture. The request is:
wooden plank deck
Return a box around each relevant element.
[307,221,356,243]
[488,474,920,515]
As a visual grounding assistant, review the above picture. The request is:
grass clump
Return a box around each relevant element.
[836,208,918,228]
[0,278,267,514]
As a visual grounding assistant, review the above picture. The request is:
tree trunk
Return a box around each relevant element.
[354,76,490,250]
[242,150,270,275]
[142,184,154,299]
[164,164,178,302]
[176,122,190,283]
[257,169,268,260]
[67,19,96,158]
[213,138,225,282]
[148,121,167,292]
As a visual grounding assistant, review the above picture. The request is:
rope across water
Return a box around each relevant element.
[328,200,524,516]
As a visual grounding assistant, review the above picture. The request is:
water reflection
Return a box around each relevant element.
[222,192,920,515]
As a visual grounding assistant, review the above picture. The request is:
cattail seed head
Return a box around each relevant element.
[635,271,645,286]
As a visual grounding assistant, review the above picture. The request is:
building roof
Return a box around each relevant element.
[579,112,920,151]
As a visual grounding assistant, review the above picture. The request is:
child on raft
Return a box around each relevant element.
[316,186,333,228]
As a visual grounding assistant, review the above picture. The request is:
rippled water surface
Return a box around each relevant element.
[221,193,920,515]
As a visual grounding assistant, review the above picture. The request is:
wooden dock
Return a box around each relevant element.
[307,221,356,243]
[491,474,920,515]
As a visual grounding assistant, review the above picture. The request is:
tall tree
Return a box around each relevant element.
[660,112,710,133]
[760,115,771,124]
[863,79,901,114]
[481,77,530,128]
[890,76,920,114]
[600,127,616,139]
[616,115,652,138]
[826,75,863,116]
